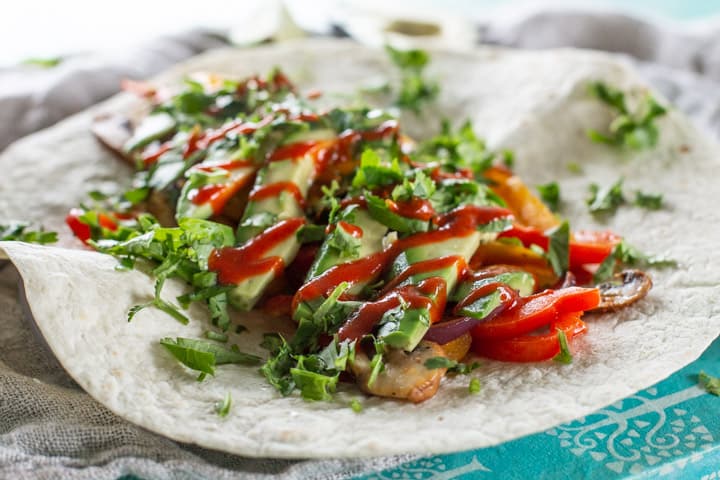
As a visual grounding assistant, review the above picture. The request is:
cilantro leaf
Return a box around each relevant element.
[0,221,58,244]
[385,45,439,112]
[290,361,339,402]
[352,149,404,190]
[553,329,573,364]
[215,392,232,417]
[160,337,261,377]
[391,170,436,202]
[587,81,667,150]
[699,371,720,396]
[350,399,363,412]
[593,239,676,283]
[205,330,229,343]
[365,193,430,234]
[424,357,480,375]
[537,182,561,212]
[587,178,626,215]
[634,191,664,210]
[547,221,570,277]
[468,378,481,394]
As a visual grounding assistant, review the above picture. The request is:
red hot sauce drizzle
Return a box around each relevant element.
[248,181,306,208]
[209,217,305,284]
[337,277,448,342]
[292,204,513,339]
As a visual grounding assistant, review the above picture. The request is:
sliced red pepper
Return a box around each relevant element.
[473,311,587,362]
[499,225,620,268]
[470,286,599,340]
[65,208,118,244]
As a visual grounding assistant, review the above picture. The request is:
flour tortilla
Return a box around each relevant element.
[1,39,718,458]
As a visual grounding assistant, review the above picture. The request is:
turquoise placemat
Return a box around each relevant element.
[357,337,720,479]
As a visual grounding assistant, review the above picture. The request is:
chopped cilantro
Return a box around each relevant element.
[587,81,667,150]
[566,162,583,174]
[205,330,229,343]
[547,221,570,277]
[699,372,720,396]
[391,170,436,202]
[502,150,515,169]
[215,392,232,417]
[385,45,439,112]
[587,178,626,215]
[352,149,404,190]
[22,57,61,68]
[468,378,481,394]
[424,357,480,375]
[634,191,664,210]
[537,182,561,212]
[160,337,261,377]
[593,240,676,283]
[553,330,573,364]
[350,399,363,412]
[0,221,58,244]
[297,224,326,243]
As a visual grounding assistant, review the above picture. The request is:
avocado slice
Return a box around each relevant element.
[228,133,335,310]
[451,270,535,303]
[377,231,484,351]
[306,205,388,280]
[124,112,177,153]
[227,220,304,310]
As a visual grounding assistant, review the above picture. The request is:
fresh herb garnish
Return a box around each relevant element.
[537,182,561,212]
[634,191,664,210]
[424,357,480,375]
[0,221,58,244]
[698,372,720,396]
[553,330,573,364]
[547,221,570,277]
[22,57,62,68]
[587,81,667,149]
[160,337,261,377]
[468,378,481,394]
[385,45,439,112]
[587,178,626,215]
[566,162,583,174]
[352,149,404,190]
[350,399,363,412]
[205,330,229,343]
[215,392,232,417]
[593,240,676,283]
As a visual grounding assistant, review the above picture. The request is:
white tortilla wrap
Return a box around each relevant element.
[1,39,718,458]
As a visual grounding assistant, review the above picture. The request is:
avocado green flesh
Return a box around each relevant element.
[281,128,336,146]
[379,231,483,351]
[227,220,304,311]
[451,270,535,303]
[456,289,504,320]
[306,207,388,280]
[229,150,320,310]
[124,112,176,153]
[176,165,256,221]
[377,307,430,350]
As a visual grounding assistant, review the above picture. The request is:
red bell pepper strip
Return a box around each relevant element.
[470,286,599,340]
[472,311,588,362]
[65,208,118,244]
[499,225,620,268]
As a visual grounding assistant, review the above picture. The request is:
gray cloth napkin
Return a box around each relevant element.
[2,9,720,480]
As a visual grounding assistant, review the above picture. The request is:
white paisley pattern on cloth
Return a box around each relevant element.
[363,455,491,480]
[546,385,713,476]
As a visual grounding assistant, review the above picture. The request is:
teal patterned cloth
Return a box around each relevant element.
[357,338,720,479]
